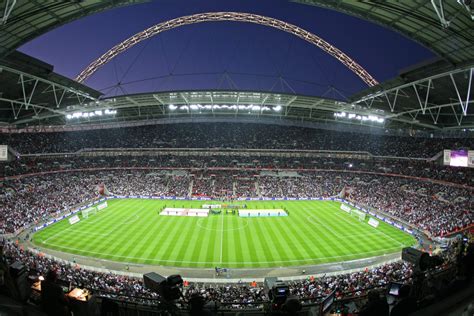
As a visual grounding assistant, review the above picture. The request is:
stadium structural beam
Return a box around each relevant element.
[1,0,16,25]
[75,12,379,87]
[354,65,474,128]
[0,64,98,124]
[431,0,450,28]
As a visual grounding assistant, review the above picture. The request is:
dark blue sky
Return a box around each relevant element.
[19,0,435,99]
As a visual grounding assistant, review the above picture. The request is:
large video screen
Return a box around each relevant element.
[449,150,468,167]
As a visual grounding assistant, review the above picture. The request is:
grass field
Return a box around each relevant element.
[32,199,416,268]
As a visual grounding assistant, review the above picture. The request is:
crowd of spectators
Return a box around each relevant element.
[2,155,472,186]
[0,171,189,233]
[1,170,471,236]
[1,240,414,308]
[349,179,473,236]
[1,123,472,157]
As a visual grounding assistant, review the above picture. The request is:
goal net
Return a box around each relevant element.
[350,209,366,221]
[82,207,97,219]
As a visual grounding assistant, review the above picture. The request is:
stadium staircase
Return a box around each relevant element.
[211,178,216,195]
[188,179,193,197]
[232,180,237,196]
[255,180,260,197]
[165,177,170,193]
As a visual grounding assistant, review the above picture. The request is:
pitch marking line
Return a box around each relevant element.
[43,223,76,244]
[42,208,143,244]
[326,203,407,247]
[219,214,224,264]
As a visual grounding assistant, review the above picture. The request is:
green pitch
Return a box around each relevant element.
[32,199,416,268]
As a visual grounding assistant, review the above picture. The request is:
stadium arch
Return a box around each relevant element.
[75,12,379,87]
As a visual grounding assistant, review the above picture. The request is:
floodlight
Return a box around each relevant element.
[274,105,282,112]
[169,104,177,110]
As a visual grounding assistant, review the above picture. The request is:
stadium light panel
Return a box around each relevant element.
[165,104,285,113]
[334,112,384,123]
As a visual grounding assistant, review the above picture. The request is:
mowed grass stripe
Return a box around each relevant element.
[157,217,191,265]
[149,218,181,263]
[125,209,163,260]
[79,200,135,259]
[251,218,276,267]
[172,217,201,264]
[202,216,223,265]
[287,205,332,260]
[321,202,408,259]
[269,214,312,262]
[260,201,297,261]
[305,201,389,260]
[302,201,344,260]
[296,203,351,261]
[325,202,412,248]
[39,202,129,255]
[33,199,416,267]
[242,220,261,266]
[226,215,245,264]
[82,199,143,253]
[96,200,148,261]
[137,209,171,260]
[222,215,233,265]
[318,202,393,252]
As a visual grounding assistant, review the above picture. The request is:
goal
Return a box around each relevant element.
[82,207,97,219]
[350,208,366,221]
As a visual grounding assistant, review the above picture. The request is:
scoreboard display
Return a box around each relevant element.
[0,145,8,161]
[443,149,474,168]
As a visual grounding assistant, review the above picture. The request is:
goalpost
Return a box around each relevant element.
[82,206,97,219]
[350,208,366,221]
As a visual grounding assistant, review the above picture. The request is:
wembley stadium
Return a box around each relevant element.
[0,1,473,315]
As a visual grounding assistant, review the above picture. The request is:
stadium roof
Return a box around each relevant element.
[295,0,474,66]
[0,51,101,125]
[0,51,472,131]
[0,0,150,59]
[0,1,472,132]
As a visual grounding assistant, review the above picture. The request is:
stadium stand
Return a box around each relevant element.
[1,123,472,156]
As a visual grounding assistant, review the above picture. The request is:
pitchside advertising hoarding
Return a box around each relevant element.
[443,149,474,168]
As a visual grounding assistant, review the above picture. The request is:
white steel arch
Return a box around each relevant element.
[76,12,379,86]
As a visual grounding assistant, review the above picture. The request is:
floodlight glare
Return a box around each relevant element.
[334,112,384,124]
